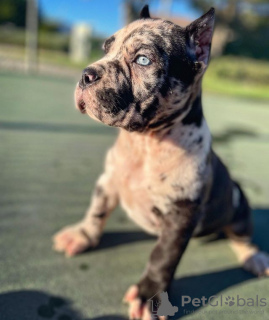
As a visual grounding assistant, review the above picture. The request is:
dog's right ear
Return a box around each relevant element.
[140,5,151,19]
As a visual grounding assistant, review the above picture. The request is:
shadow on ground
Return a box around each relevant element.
[0,122,261,141]
[0,290,80,320]
[94,208,269,253]
[92,231,155,252]
[0,290,128,320]
[212,127,258,144]
[169,267,254,319]
[0,120,115,136]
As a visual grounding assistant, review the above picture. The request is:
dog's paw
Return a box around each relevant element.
[123,285,167,320]
[52,224,98,257]
[243,251,269,277]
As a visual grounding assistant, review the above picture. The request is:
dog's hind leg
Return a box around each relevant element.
[225,182,269,277]
[53,148,119,256]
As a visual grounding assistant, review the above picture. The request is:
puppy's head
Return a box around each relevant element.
[75,5,215,132]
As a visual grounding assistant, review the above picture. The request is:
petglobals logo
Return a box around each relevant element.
[181,295,267,308]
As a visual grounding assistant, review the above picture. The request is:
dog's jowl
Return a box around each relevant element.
[53,5,269,319]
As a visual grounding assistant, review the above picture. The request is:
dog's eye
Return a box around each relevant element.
[135,55,151,66]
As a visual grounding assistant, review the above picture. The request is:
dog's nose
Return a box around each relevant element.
[80,67,101,89]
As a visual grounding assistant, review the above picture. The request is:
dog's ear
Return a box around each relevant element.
[186,8,215,66]
[140,5,151,19]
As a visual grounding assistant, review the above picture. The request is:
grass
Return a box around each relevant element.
[0,44,101,70]
[0,73,269,320]
[204,56,269,100]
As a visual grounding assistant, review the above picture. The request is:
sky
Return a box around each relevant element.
[39,0,200,36]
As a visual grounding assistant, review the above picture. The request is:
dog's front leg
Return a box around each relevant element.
[53,149,118,256]
[124,200,200,320]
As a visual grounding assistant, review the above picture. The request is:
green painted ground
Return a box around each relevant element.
[0,72,269,320]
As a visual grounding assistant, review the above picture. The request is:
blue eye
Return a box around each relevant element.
[135,55,151,66]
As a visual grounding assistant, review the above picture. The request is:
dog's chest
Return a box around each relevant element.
[114,136,161,233]
[113,130,208,234]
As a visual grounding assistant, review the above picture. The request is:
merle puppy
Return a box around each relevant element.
[53,6,269,319]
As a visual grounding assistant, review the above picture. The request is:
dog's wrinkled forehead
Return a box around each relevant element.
[103,19,183,59]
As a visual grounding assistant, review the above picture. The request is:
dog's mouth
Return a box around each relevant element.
[78,99,87,114]
[75,84,88,114]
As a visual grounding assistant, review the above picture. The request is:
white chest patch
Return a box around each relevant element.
[113,118,211,232]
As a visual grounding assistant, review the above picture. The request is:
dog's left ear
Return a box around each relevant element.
[186,8,215,66]
[140,5,151,19]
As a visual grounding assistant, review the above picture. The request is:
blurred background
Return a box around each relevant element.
[0,1,269,320]
[0,0,269,97]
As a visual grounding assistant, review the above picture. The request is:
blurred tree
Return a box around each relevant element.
[0,0,27,27]
[190,0,269,59]
[0,0,64,32]
[39,20,63,33]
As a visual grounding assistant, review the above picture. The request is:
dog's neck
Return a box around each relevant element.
[151,87,205,137]
[119,89,211,153]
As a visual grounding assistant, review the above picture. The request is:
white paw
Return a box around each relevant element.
[244,251,269,277]
[123,285,167,320]
[53,224,98,257]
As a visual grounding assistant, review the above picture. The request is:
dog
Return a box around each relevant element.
[53,5,269,319]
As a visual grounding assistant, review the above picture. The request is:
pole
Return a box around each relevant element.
[25,0,38,74]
